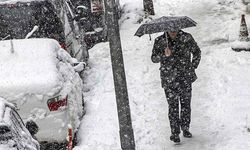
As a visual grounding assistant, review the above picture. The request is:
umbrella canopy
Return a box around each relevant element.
[134,16,197,37]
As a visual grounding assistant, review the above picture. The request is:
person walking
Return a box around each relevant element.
[151,30,201,143]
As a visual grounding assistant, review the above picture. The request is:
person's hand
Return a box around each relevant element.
[164,47,172,56]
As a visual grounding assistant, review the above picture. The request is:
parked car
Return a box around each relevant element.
[0,38,85,149]
[71,0,121,49]
[0,0,89,62]
[0,98,40,150]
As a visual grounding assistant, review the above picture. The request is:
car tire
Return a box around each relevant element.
[40,141,67,150]
[73,130,79,147]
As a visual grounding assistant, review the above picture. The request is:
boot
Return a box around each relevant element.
[183,130,192,138]
[170,134,180,143]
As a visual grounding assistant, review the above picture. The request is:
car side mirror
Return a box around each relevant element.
[74,6,89,21]
[25,120,39,136]
[74,15,81,21]
[73,62,86,72]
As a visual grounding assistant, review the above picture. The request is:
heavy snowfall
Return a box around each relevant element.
[75,0,250,150]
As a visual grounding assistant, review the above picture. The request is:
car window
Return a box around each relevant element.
[1,107,21,147]
[10,109,25,130]
[9,111,23,135]
[7,107,28,149]
[7,107,28,140]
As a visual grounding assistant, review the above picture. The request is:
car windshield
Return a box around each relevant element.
[0,4,37,39]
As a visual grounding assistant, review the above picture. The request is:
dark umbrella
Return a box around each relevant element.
[134,16,197,37]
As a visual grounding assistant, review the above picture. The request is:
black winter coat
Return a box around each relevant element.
[151,30,201,89]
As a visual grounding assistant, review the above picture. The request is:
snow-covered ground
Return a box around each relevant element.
[75,0,250,149]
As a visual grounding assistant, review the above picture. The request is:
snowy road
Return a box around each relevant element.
[75,0,250,149]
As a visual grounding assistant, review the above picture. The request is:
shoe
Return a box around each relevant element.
[183,130,192,138]
[170,134,180,143]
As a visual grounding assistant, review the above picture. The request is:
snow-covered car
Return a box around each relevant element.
[0,98,40,150]
[70,0,121,49]
[0,38,85,148]
[0,0,89,62]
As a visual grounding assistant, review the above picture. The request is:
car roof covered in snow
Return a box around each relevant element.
[0,38,62,98]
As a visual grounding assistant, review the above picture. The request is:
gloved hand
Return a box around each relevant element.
[164,47,172,57]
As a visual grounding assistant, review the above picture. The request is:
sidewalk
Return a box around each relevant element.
[75,0,250,149]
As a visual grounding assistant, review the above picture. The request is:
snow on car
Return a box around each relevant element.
[0,38,85,147]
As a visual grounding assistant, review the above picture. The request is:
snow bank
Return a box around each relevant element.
[231,40,250,51]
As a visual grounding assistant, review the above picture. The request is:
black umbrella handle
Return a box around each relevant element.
[165,31,169,49]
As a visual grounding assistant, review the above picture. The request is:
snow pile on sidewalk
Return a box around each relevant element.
[76,0,250,150]
[231,40,250,51]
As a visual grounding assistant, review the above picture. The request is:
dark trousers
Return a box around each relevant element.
[164,80,192,135]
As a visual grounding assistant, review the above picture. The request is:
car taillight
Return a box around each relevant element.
[60,43,67,50]
[47,95,68,111]
[67,127,73,150]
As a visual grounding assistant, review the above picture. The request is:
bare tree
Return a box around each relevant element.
[143,0,155,15]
